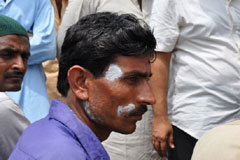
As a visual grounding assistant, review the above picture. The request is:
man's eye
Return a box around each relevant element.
[22,54,30,60]
[126,76,140,85]
[0,53,14,59]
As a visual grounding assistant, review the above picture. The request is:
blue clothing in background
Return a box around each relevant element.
[0,0,56,122]
[9,100,110,160]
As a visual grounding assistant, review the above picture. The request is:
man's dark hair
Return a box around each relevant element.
[57,12,156,97]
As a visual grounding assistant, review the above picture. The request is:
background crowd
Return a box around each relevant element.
[0,0,240,160]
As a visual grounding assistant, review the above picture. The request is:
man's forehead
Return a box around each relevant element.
[104,56,151,81]
[112,55,151,71]
[0,35,29,50]
[115,54,151,63]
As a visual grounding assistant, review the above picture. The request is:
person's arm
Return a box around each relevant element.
[27,0,56,65]
[150,51,174,158]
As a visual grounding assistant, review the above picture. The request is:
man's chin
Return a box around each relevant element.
[118,125,137,134]
[9,88,21,91]
[4,85,22,92]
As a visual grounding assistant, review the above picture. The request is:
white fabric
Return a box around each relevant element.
[192,120,240,160]
[0,92,30,160]
[150,0,240,139]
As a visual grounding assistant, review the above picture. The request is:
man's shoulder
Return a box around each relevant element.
[10,141,87,160]
[11,118,87,159]
[0,92,25,118]
[0,93,29,128]
[0,92,14,103]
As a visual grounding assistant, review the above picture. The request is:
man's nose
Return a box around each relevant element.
[12,55,25,71]
[136,81,156,105]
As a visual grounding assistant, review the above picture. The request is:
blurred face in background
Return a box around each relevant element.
[0,35,30,91]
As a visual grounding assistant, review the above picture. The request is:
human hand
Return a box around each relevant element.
[152,116,174,158]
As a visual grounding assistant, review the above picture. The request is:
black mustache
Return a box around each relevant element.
[5,71,24,78]
[124,105,147,118]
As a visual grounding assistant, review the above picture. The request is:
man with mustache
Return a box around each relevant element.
[57,1,160,160]
[1,0,56,123]
[0,14,30,160]
[9,12,156,159]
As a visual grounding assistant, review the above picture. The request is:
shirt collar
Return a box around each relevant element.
[49,100,110,160]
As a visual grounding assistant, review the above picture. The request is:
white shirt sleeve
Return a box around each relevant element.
[150,0,180,52]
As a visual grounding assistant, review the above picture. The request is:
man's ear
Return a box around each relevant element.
[67,65,92,100]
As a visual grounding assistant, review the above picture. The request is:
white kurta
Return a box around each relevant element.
[150,0,240,139]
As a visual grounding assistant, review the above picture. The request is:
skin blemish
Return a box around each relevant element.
[117,103,136,117]
[104,64,123,82]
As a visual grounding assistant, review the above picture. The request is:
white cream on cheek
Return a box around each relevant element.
[83,101,102,123]
[104,64,123,82]
[117,103,136,117]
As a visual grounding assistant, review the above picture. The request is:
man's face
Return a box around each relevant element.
[0,35,30,91]
[85,55,156,134]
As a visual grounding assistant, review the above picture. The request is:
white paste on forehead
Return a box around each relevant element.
[104,64,123,82]
[117,103,136,117]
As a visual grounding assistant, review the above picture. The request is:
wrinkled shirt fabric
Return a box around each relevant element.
[0,92,30,160]
[9,100,109,160]
[150,0,240,139]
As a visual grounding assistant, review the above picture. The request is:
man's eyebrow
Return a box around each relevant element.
[0,47,30,56]
[0,47,17,54]
[123,71,152,78]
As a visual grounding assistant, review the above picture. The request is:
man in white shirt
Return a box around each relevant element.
[150,0,240,159]
[0,14,30,160]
